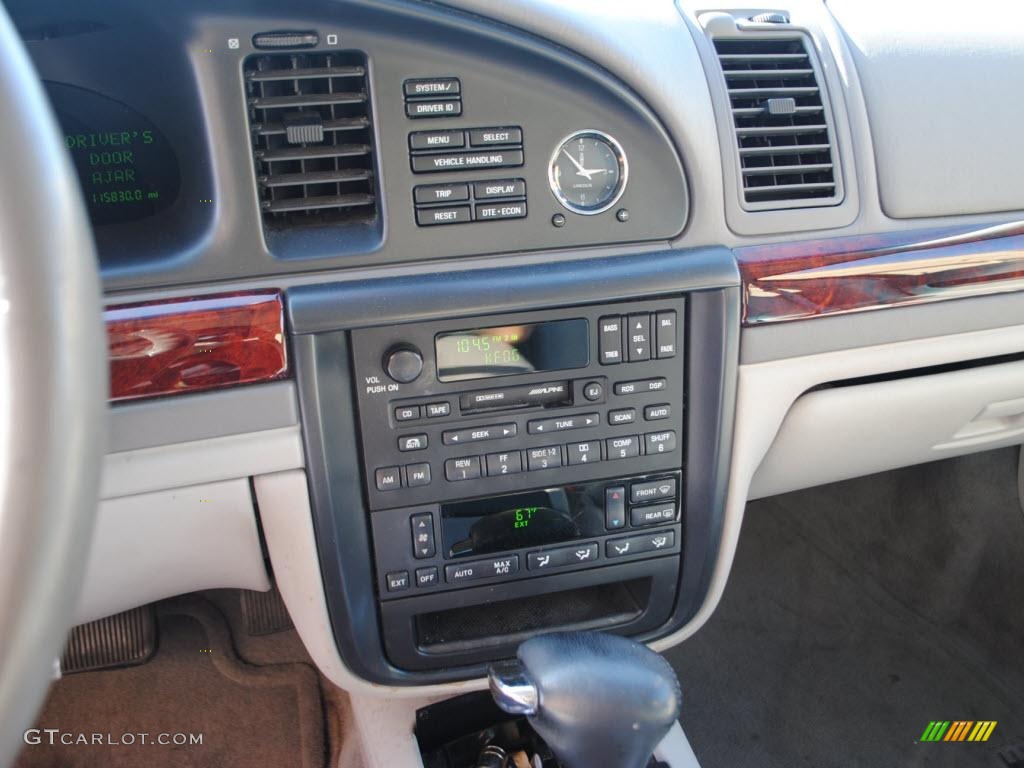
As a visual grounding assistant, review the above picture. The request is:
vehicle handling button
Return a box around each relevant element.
[398,434,428,451]
[468,127,523,146]
[406,99,462,119]
[644,430,677,455]
[475,201,527,221]
[406,462,432,487]
[605,435,640,460]
[527,542,598,570]
[526,446,562,471]
[445,456,481,482]
[386,571,410,591]
[411,149,524,173]
[614,378,668,396]
[375,466,401,491]
[446,555,519,583]
[486,451,523,476]
[443,423,517,445]
[416,205,471,226]
[566,441,601,465]
[630,504,677,527]
[414,182,469,205]
[403,77,461,97]
[644,404,671,421]
[473,179,526,199]
[410,512,436,559]
[630,477,676,504]
[606,530,675,558]
[409,130,466,152]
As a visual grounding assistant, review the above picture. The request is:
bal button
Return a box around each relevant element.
[385,346,424,384]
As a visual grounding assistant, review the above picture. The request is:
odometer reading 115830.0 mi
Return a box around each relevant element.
[548,130,628,215]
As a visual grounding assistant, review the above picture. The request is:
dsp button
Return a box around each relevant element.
[416,205,471,226]
[631,504,677,527]
[475,201,527,221]
[469,126,522,146]
[446,555,519,584]
[614,378,668,396]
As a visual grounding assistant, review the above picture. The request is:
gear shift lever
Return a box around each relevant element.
[489,632,681,768]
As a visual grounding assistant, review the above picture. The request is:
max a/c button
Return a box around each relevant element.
[416,206,471,226]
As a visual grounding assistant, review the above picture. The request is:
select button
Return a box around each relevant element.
[469,126,523,146]
[414,183,469,205]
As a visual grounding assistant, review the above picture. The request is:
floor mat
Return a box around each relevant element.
[666,447,1024,768]
[16,596,326,768]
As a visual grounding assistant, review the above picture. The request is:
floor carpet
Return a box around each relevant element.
[15,596,326,768]
[666,447,1024,768]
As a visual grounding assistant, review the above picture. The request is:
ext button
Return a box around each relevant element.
[475,201,527,221]
[406,463,432,487]
[410,512,436,559]
[445,456,481,482]
[627,314,651,362]
[605,435,640,460]
[411,149,524,173]
[469,126,523,146]
[606,530,675,558]
[608,408,636,426]
[403,77,461,98]
[631,477,677,504]
[630,504,677,527]
[416,205,471,226]
[527,413,599,435]
[415,567,439,588]
[485,451,523,476]
[395,405,420,422]
[375,466,402,491]
[473,179,526,199]
[414,183,469,205]
[409,130,466,152]
[526,446,562,471]
[398,434,428,451]
[656,311,678,358]
[445,555,519,583]
[614,378,668,396]
[425,401,451,418]
[566,441,601,465]
[443,423,517,445]
[599,316,623,364]
[605,486,626,530]
[386,571,410,592]
[527,542,598,570]
[405,99,462,118]
[644,404,671,421]
[644,430,677,455]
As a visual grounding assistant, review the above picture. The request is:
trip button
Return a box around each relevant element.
[526,446,562,471]
[566,441,601,466]
[644,430,677,455]
[614,378,668,396]
[656,311,678,359]
[416,205,471,226]
[445,555,520,583]
[375,466,402,491]
[605,435,640,460]
[405,99,462,118]
[485,451,523,476]
[631,478,677,504]
[644,404,671,421]
[414,182,469,205]
[599,316,623,365]
[626,314,651,362]
[409,130,466,152]
[410,513,436,559]
[469,126,522,146]
[475,201,527,221]
[445,456,481,482]
[527,543,598,570]
[473,179,526,199]
[606,530,675,558]
[443,423,517,445]
[527,413,599,435]
[631,504,677,527]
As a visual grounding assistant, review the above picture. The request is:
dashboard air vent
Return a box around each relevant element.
[244,51,376,228]
[713,37,839,208]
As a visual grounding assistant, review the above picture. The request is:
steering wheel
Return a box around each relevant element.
[0,4,107,765]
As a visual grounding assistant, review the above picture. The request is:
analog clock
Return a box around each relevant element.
[548,130,628,215]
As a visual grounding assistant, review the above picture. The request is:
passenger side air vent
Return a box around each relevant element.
[244,51,376,229]
[713,37,840,208]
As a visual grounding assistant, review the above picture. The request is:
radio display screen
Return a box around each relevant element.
[442,483,606,558]
[435,318,588,382]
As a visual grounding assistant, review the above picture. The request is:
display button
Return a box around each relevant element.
[445,456,482,481]
[445,555,520,583]
[475,201,527,221]
[605,486,626,530]
[398,434,428,451]
[409,130,466,152]
[606,530,675,558]
[644,430,677,455]
[386,571,410,591]
[630,477,676,504]
[627,313,651,362]
[443,423,517,445]
[395,405,420,422]
[583,381,604,402]
[599,316,623,364]
[605,435,640,460]
[644,404,671,421]
[566,441,601,465]
[403,77,461,98]
[414,182,469,205]
[526,446,562,471]
[425,401,451,418]
[485,451,523,476]
[406,463,432,487]
[608,408,636,426]
[415,567,439,588]
[406,99,462,118]
[528,543,598,571]
[473,179,526,199]
[375,466,402,491]
[656,311,678,358]
[528,413,599,435]
[416,205,471,226]
[631,504,677,527]
[614,378,668,396]
[468,127,523,146]
[410,513,436,559]
[411,149,524,173]
[461,381,570,412]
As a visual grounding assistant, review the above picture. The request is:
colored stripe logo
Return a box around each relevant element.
[921,721,997,742]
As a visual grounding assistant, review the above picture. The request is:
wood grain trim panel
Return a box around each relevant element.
[737,221,1024,325]
[107,291,288,402]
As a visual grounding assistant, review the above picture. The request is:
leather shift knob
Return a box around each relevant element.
[489,632,681,768]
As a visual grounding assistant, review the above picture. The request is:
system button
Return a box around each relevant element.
[566,441,601,465]
[386,571,410,591]
[473,178,526,199]
[409,130,466,152]
[374,466,402,491]
[644,430,677,455]
[415,205,471,226]
[475,201,527,221]
[644,404,671,421]
[394,405,420,422]
[630,504,677,527]
[468,126,523,146]
[405,99,462,118]
[445,456,481,481]
[599,316,623,364]
[630,477,676,504]
[605,486,626,530]
[406,463,432,487]
[485,451,523,476]
[655,311,678,358]
[527,543,598,570]
[445,555,520,583]
[526,446,562,471]
[414,182,469,205]
[608,408,637,426]
[398,434,428,451]
[627,314,651,362]
[403,77,462,97]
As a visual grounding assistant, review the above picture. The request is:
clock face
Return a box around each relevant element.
[549,131,627,214]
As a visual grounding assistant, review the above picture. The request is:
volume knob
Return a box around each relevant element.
[385,346,424,384]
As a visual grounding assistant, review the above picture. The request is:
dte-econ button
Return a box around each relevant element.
[475,201,527,221]
[416,206,471,226]
[414,183,469,205]
[405,99,462,119]
[445,555,519,583]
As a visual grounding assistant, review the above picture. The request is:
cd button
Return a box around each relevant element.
[394,405,420,422]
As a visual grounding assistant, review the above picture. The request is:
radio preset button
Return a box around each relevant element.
[486,451,523,476]
[606,530,675,559]
[608,408,636,425]
[644,404,671,421]
[630,504,677,527]
[528,413,599,435]
[644,430,677,455]
[395,405,420,422]
[656,311,678,358]
[527,446,562,471]
[614,378,667,396]
[410,513,436,559]
[406,463,432,487]
[386,571,410,591]
[445,457,482,482]
[415,567,439,588]
[606,435,640,460]
[627,314,651,362]
[599,316,623,365]
[443,423,517,445]
[528,542,598,570]
[425,402,451,418]
[631,477,676,504]
[398,434,428,451]
[605,486,626,530]
[445,555,520,584]
[566,441,601,465]
[375,466,402,491]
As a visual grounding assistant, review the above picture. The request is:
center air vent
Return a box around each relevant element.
[244,51,376,229]
[714,37,840,209]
